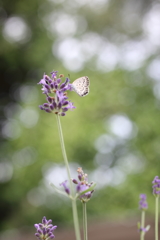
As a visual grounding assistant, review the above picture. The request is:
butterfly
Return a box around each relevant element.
[71,76,90,97]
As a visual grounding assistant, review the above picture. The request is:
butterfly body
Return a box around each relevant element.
[72,76,90,97]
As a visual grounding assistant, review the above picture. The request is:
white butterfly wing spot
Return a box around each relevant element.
[72,76,90,97]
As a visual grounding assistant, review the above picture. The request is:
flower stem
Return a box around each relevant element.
[56,115,81,240]
[83,202,88,240]
[140,210,145,240]
[155,196,159,240]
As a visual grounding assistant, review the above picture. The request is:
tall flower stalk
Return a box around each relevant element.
[38,71,95,240]
[152,176,160,240]
[38,71,81,240]
[138,194,150,240]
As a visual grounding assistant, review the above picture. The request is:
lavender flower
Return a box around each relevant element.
[137,194,150,236]
[152,176,160,196]
[73,167,95,202]
[60,168,95,202]
[38,71,75,116]
[139,226,150,233]
[139,194,148,210]
[34,216,57,240]
[60,180,70,195]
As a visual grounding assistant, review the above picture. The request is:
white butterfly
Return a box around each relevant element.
[71,76,90,97]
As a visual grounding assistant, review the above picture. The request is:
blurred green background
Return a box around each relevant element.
[1,0,160,237]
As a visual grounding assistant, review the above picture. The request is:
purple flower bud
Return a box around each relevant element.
[63,101,69,106]
[53,102,57,108]
[34,224,39,230]
[50,104,54,110]
[57,78,61,84]
[152,176,160,184]
[72,179,78,184]
[39,105,44,110]
[62,107,68,112]
[50,83,55,89]
[45,109,52,113]
[47,96,53,103]
[44,84,50,90]
[45,75,51,81]
[60,180,70,195]
[38,229,43,234]
[35,233,40,237]
[43,103,49,107]
[50,235,55,239]
[78,174,82,181]
[60,83,66,89]
[61,112,66,116]
[58,102,62,109]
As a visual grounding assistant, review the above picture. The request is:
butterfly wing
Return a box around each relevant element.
[72,76,90,97]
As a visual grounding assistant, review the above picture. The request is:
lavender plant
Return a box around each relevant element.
[36,71,95,240]
[137,194,150,240]
[152,176,160,240]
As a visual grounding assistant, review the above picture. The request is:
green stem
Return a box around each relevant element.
[140,210,145,240]
[155,196,159,240]
[56,115,81,240]
[83,202,88,240]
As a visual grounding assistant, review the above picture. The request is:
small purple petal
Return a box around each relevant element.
[62,107,69,112]
[51,71,58,78]
[34,224,39,229]
[50,226,57,231]
[35,233,40,237]
[39,105,44,110]
[38,229,43,234]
